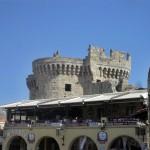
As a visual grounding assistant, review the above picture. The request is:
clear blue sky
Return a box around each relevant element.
[0,0,150,104]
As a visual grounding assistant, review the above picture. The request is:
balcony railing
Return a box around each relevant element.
[4,118,139,129]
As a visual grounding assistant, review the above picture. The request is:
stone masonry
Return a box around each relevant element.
[26,45,131,100]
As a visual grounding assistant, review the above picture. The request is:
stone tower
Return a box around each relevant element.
[26,45,131,100]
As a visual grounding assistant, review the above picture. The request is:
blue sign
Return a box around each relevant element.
[97,131,108,142]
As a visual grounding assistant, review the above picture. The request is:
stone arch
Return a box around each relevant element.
[115,69,119,79]
[62,64,65,74]
[103,67,107,78]
[52,64,56,75]
[52,64,55,70]
[35,136,60,150]
[75,65,79,75]
[43,64,47,73]
[47,64,51,72]
[71,65,74,75]
[111,68,115,78]
[57,64,60,74]
[107,135,142,150]
[6,136,27,150]
[123,70,126,77]
[69,135,98,150]
[57,64,60,69]
[119,69,123,77]
[107,68,111,78]
[99,67,102,77]
[66,65,70,74]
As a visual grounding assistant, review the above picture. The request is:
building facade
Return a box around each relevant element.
[1,45,149,150]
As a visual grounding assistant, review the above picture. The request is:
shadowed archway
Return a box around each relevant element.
[8,136,27,150]
[108,136,142,150]
[36,136,60,150]
[70,136,98,150]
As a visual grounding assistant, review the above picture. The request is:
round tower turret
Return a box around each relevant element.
[26,52,90,99]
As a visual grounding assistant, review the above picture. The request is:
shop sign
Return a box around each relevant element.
[27,133,35,143]
[97,131,107,142]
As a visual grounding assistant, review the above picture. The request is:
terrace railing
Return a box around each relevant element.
[5,118,139,128]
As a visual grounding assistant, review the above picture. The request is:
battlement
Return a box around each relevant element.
[88,45,131,70]
[32,56,92,76]
[110,49,130,61]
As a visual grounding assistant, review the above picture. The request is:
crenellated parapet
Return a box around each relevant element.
[100,49,131,71]
[32,62,92,76]
[32,51,91,76]
[88,45,131,69]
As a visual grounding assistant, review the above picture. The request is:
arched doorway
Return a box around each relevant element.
[109,136,141,150]
[70,136,98,150]
[36,136,60,150]
[8,136,27,150]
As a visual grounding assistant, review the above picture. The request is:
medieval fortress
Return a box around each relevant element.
[26,45,131,100]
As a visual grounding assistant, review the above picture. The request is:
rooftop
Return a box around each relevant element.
[1,89,147,109]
